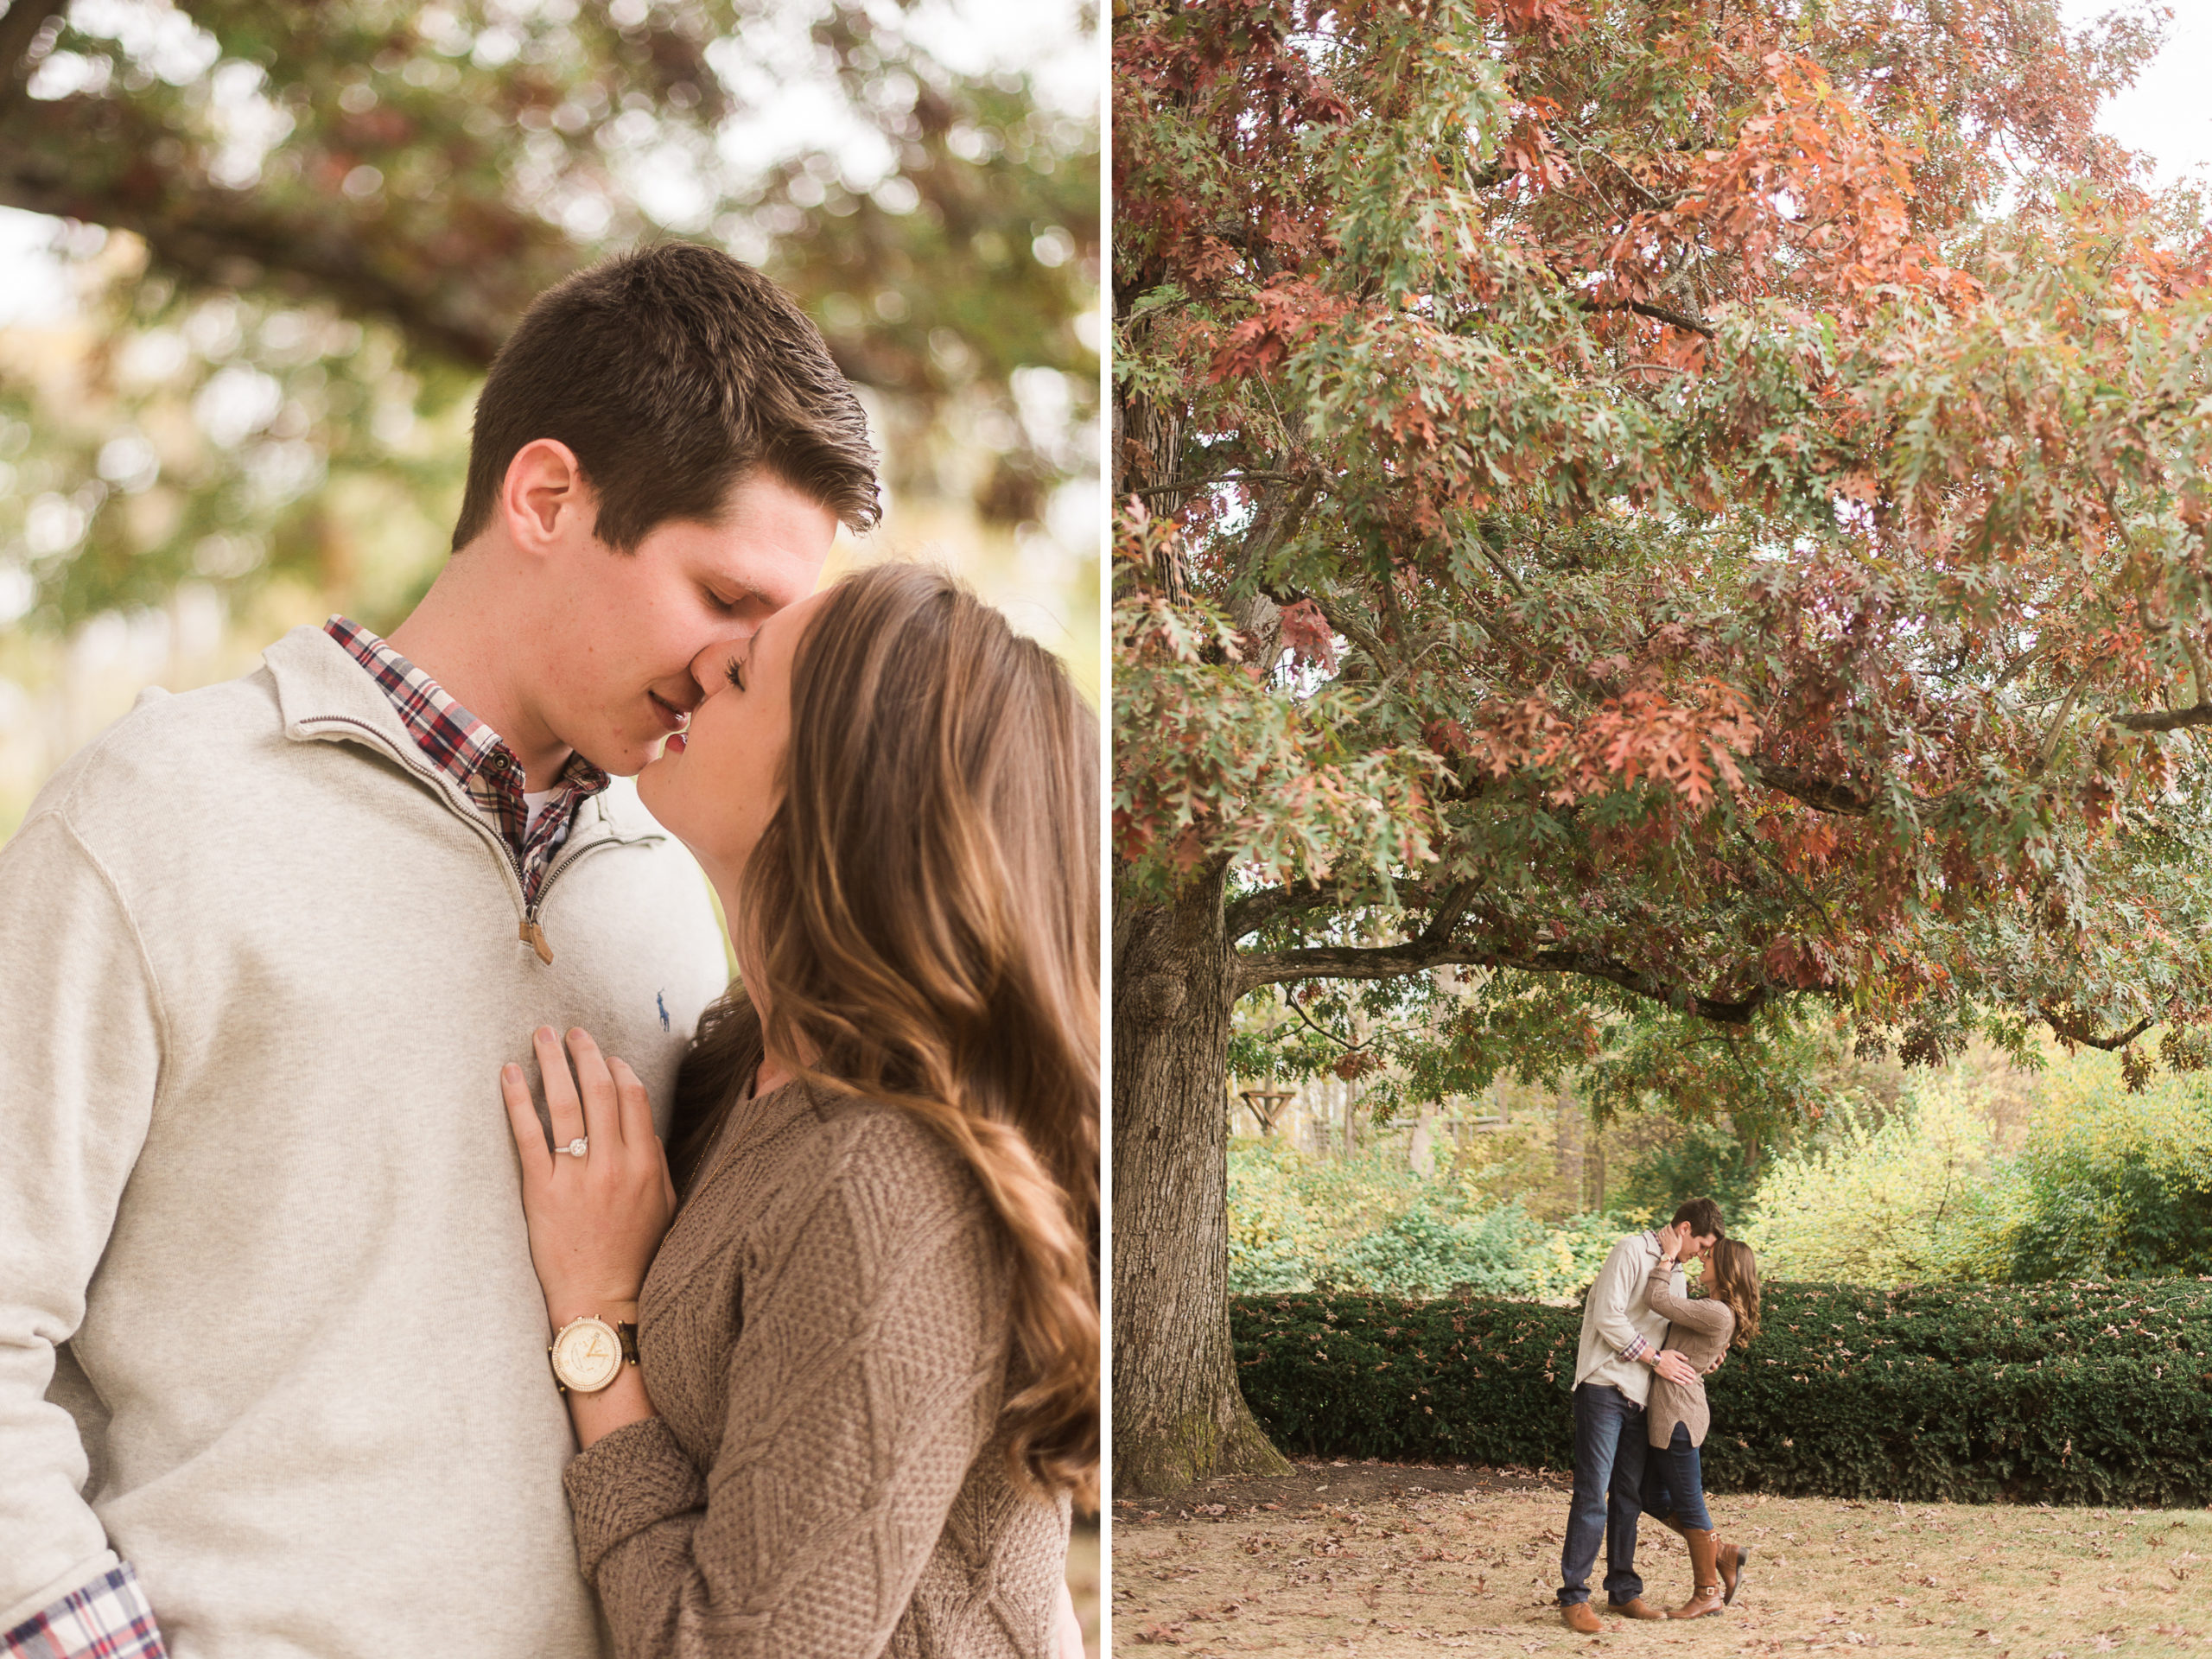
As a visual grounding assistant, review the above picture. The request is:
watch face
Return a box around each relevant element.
[552,1319,625,1394]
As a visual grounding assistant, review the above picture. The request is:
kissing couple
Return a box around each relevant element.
[1558,1198,1763,1628]
[1,245,1098,1659]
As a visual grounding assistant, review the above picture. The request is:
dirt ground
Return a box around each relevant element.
[1110,1460,2212,1656]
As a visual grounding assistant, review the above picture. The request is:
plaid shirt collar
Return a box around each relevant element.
[322,616,609,901]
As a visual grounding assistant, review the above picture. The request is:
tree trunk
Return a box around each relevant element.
[1111,859,1294,1497]
[1554,1082,1582,1208]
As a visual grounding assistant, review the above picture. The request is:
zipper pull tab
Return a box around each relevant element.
[520,918,554,965]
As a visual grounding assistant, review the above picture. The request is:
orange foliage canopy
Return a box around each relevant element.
[1114,0,2212,1088]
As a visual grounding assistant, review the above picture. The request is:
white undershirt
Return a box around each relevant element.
[523,788,555,836]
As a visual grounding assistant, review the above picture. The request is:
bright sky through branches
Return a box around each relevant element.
[2064,0,2212,188]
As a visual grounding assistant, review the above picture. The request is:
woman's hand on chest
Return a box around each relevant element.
[502,1024,679,1325]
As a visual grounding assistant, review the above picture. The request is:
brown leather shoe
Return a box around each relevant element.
[1670,1529,1726,1619]
[1560,1602,1602,1634]
[1607,1598,1667,1620]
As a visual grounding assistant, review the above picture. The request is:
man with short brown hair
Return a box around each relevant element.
[1555,1198,1726,1631]
[0,245,874,1659]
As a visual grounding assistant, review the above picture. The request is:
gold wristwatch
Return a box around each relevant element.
[549,1314,639,1395]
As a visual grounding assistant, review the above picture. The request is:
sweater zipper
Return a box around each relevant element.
[302,715,662,965]
[519,832,646,964]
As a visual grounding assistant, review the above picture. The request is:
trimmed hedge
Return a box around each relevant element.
[1231,1279,2212,1507]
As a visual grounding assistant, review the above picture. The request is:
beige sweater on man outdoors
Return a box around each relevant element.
[0,625,729,1655]
[1572,1231,1681,1406]
[562,1077,1072,1658]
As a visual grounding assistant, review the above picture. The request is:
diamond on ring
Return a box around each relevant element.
[563,1137,588,1157]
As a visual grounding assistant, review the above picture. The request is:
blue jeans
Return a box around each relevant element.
[1637,1421,1713,1532]
[1557,1382,1647,1607]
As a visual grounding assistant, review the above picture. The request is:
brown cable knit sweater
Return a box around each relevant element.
[562,1079,1071,1657]
[1643,1255,1734,1450]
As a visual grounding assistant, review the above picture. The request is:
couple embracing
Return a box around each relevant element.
[1558,1198,1762,1629]
[0,245,1097,1658]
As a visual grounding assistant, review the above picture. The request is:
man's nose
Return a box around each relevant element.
[685,632,750,699]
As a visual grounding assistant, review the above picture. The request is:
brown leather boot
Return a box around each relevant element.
[1670,1529,1726,1619]
[1656,1512,1747,1604]
[1719,1536,1749,1605]
[1560,1602,1602,1634]
[1607,1597,1666,1619]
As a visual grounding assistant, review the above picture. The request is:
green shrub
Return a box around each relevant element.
[1611,1118,1770,1225]
[1999,1055,2212,1281]
[1323,1199,1545,1298]
[1230,1279,2212,1506]
[1741,1076,2000,1284]
[1227,1139,1644,1300]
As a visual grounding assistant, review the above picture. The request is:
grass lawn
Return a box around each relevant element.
[1110,1460,2212,1655]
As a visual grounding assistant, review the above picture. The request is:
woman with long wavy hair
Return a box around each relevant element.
[1640,1229,1760,1620]
[498,561,1098,1656]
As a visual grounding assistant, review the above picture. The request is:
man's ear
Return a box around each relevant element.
[500,438,596,555]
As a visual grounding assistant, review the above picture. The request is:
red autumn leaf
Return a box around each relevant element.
[1278,599,1338,672]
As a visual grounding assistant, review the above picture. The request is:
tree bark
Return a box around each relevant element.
[1110,858,1294,1497]
[1554,1081,1581,1205]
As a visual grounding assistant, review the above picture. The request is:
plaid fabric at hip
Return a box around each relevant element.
[1,1564,165,1659]
[323,615,609,905]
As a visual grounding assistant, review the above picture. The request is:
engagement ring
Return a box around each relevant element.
[562,1137,588,1157]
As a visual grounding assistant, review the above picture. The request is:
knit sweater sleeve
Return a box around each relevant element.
[0,810,166,1633]
[563,1109,1013,1659]
[1646,1257,1731,1340]
[1589,1236,1654,1359]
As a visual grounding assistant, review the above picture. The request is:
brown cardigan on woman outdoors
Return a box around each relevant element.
[561,1078,1071,1657]
[1643,1255,1735,1450]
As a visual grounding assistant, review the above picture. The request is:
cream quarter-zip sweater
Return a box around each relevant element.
[0,625,730,1656]
[1571,1232,1681,1407]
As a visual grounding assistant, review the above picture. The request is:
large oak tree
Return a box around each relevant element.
[1112,0,2212,1496]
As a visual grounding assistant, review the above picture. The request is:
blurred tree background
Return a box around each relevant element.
[0,0,1100,836]
[1224,992,2212,1300]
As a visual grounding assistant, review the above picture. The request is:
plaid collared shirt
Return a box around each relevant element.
[2,1564,163,1659]
[323,615,609,906]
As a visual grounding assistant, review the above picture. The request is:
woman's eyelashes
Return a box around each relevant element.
[725,655,747,691]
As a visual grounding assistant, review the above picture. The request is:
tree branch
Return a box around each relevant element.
[2035,669,2088,771]
[1421,880,1478,944]
[1993,633,2054,690]
[1575,296,1717,339]
[1749,759,1876,816]
[2037,1004,2154,1052]
[1281,995,1358,1052]
[2110,702,2212,733]
[1127,469,1311,499]
[1237,935,1777,1026]
[1224,875,1341,942]
[0,98,551,365]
